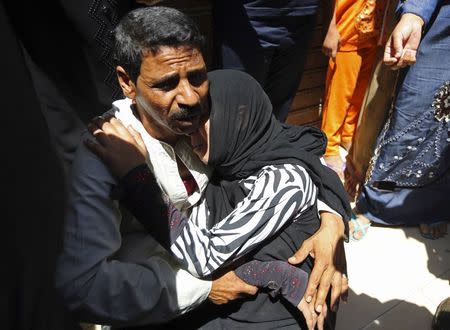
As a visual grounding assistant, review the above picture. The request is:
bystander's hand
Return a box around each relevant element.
[208,270,258,305]
[384,13,424,70]
[85,116,148,178]
[322,21,341,60]
[289,212,348,314]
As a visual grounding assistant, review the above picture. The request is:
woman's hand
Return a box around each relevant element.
[289,212,348,314]
[85,116,148,178]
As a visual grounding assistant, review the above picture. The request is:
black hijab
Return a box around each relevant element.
[205,70,351,227]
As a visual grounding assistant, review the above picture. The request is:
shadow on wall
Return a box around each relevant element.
[336,289,433,330]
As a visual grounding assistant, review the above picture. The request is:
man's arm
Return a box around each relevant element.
[56,139,211,326]
[322,0,340,59]
[289,212,348,316]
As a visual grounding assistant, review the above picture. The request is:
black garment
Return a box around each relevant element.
[4,0,135,173]
[1,2,79,329]
[4,0,133,121]
[213,1,318,120]
[206,70,351,227]
[2,1,134,327]
[240,0,318,20]
[198,70,346,329]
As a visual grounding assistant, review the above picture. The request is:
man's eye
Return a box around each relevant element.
[188,71,207,87]
[153,77,179,91]
[157,83,177,91]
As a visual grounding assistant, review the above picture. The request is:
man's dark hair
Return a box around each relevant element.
[113,6,205,82]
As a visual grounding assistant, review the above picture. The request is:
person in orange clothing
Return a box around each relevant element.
[321,0,386,179]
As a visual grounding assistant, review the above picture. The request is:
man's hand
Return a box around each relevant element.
[384,13,424,70]
[288,212,348,314]
[322,21,341,60]
[208,270,258,305]
[297,296,318,330]
[85,116,148,178]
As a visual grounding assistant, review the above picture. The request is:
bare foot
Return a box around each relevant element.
[419,222,448,239]
[324,155,345,181]
[349,213,371,241]
[344,157,364,201]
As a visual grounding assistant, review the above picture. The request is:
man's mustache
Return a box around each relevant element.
[171,104,203,120]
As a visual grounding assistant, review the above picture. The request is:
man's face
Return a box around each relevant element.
[121,46,209,142]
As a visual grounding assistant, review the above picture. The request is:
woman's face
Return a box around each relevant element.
[190,118,210,164]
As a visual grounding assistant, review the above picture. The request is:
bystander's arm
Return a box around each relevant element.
[384,0,441,69]
[322,0,340,59]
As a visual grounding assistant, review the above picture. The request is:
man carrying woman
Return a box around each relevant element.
[87,70,351,329]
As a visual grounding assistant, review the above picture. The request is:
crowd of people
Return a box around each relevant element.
[3,0,448,329]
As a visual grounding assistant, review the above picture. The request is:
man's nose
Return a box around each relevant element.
[176,79,198,106]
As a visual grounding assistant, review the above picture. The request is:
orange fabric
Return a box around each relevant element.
[321,47,377,156]
[337,0,385,51]
[321,0,385,156]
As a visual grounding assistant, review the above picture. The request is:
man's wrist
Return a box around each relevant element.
[320,212,345,237]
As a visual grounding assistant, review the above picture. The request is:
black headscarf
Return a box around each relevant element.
[205,70,351,227]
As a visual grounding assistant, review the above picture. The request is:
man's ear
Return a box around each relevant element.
[116,66,137,99]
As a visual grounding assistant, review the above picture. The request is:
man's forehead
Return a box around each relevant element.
[144,46,204,67]
[138,46,206,83]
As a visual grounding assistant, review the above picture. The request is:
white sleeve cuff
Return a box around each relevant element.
[317,199,342,218]
[174,267,212,314]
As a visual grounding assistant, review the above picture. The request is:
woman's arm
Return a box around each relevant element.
[234,260,308,307]
[121,163,318,278]
[234,260,318,330]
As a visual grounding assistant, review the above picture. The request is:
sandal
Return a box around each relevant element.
[419,221,448,240]
[349,213,371,242]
